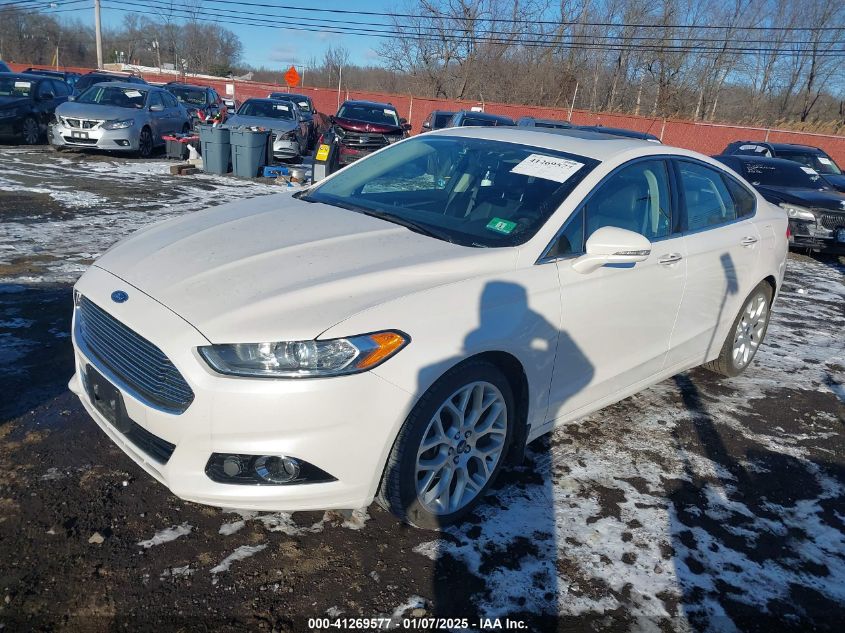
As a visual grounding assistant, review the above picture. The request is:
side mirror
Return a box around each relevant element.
[571,226,651,274]
[41,92,55,101]
[329,115,335,124]
[149,104,165,112]
[402,122,412,131]
[422,121,431,129]
[68,95,76,101]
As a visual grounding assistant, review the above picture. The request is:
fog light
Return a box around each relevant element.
[254,456,300,483]
[114,139,130,147]
[222,455,244,477]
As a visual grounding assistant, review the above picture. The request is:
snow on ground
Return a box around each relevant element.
[0,148,284,283]
[136,522,193,549]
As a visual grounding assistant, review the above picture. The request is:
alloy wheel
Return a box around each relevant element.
[23,118,39,145]
[732,292,768,368]
[138,128,153,157]
[414,381,508,515]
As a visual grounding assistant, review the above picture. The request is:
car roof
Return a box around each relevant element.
[271,92,309,99]
[457,110,513,121]
[0,72,45,81]
[90,81,154,89]
[341,99,395,108]
[426,126,687,161]
[713,154,807,170]
[165,82,207,89]
[519,116,572,126]
[768,143,826,153]
[578,125,659,140]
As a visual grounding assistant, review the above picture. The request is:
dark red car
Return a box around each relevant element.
[314,100,411,178]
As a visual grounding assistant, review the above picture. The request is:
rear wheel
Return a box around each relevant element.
[137,126,153,158]
[22,117,40,145]
[377,360,514,529]
[704,281,773,377]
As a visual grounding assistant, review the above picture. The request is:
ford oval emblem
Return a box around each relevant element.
[111,290,129,303]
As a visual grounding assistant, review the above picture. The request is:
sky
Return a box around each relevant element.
[95,0,397,71]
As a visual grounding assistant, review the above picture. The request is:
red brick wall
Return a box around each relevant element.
[11,62,845,165]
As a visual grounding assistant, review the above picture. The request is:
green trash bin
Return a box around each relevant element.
[229,129,271,178]
[198,125,231,175]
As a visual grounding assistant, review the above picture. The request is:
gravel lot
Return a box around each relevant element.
[0,147,843,632]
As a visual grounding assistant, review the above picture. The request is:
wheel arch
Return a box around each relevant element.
[761,274,777,304]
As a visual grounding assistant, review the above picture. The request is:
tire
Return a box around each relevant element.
[704,281,773,377]
[377,359,515,529]
[137,126,153,158]
[21,116,40,145]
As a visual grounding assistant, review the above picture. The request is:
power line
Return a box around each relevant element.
[87,0,845,57]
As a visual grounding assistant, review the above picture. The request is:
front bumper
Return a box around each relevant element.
[789,217,845,254]
[272,137,301,160]
[51,122,139,151]
[69,266,415,511]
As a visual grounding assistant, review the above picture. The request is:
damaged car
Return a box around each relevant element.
[225,98,308,162]
[0,72,71,145]
[715,154,845,254]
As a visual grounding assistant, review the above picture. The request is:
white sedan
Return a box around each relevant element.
[68,128,788,528]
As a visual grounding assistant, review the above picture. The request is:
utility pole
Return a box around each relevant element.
[94,0,103,69]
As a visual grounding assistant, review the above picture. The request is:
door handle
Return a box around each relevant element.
[741,236,758,247]
[658,253,683,265]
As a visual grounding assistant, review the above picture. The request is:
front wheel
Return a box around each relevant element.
[377,360,514,529]
[22,117,40,145]
[137,126,153,158]
[704,281,773,377]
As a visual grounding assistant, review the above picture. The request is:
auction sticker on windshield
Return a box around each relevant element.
[125,90,142,98]
[511,154,584,183]
[486,217,517,234]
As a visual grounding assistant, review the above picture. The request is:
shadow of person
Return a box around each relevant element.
[392,280,593,630]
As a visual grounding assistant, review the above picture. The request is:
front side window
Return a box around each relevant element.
[161,91,178,108]
[585,159,672,241]
[77,85,148,108]
[678,161,737,231]
[304,136,599,247]
[149,91,163,108]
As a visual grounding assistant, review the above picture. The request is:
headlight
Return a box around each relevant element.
[275,130,297,142]
[779,203,816,222]
[386,134,402,144]
[198,330,409,378]
[0,109,16,119]
[102,119,134,130]
[333,125,346,138]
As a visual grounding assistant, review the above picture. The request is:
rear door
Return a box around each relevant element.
[666,159,762,368]
[147,91,168,139]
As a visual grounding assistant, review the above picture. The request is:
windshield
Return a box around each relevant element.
[273,94,311,112]
[169,87,206,106]
[77,85,147,108]
[337,103,399,126]
[0,77,34,98]
[740,160,828,189]
[304,136,598,247]
[238,100,294,119]
[777,150,842,176]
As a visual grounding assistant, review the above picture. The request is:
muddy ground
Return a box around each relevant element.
[0,147,843,632]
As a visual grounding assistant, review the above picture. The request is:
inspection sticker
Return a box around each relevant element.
[511,154,584,183]
[818,157,832,165]
[384,109,397,116]
[14,81,31,89]
[486,217,517,234]
[125,90,142,98]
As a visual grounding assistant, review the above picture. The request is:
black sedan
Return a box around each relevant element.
[722,141,845,194]
[0,72,71,144]
[714,154,845,254]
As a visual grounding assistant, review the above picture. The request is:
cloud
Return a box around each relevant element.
[268,46,300,63]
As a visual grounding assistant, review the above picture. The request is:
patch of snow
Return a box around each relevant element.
[136,522,193,549]
[210,543,268,574]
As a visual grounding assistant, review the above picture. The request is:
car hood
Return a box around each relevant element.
[56,101,140,121]
[333,116,402,134]
[757,185,845,213]
[94,193,517,343]
[225,115,297,132]
[821,173,845,193]
[0,96,29,109]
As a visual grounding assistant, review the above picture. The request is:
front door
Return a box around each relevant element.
[547,158,687,421]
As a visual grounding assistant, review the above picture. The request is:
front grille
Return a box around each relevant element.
[340,130,393,150]
[818,212,845,230]
[62,117,102,130]
[76,296,194,413]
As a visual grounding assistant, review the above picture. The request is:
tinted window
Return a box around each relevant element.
[161,91,178,108]
[149,91,163,108]
[306,135,599,248]
[36,80,53,98]
[52,79,71,96]
[678,161,737,230]
[547,209,585,258]
[584,159,672,241]
[337,103,399,126]
[77,85,148,108]
[722,176,756,218]
[0,76,34,97]
[777,150,842,176]
[434,113,453,128]
[168,86,205,105]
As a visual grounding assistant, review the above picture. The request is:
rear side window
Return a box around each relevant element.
[678,161,737,231]
[722,176,756,218]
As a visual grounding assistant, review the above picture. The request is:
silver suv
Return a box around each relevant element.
[51,82,190,157]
